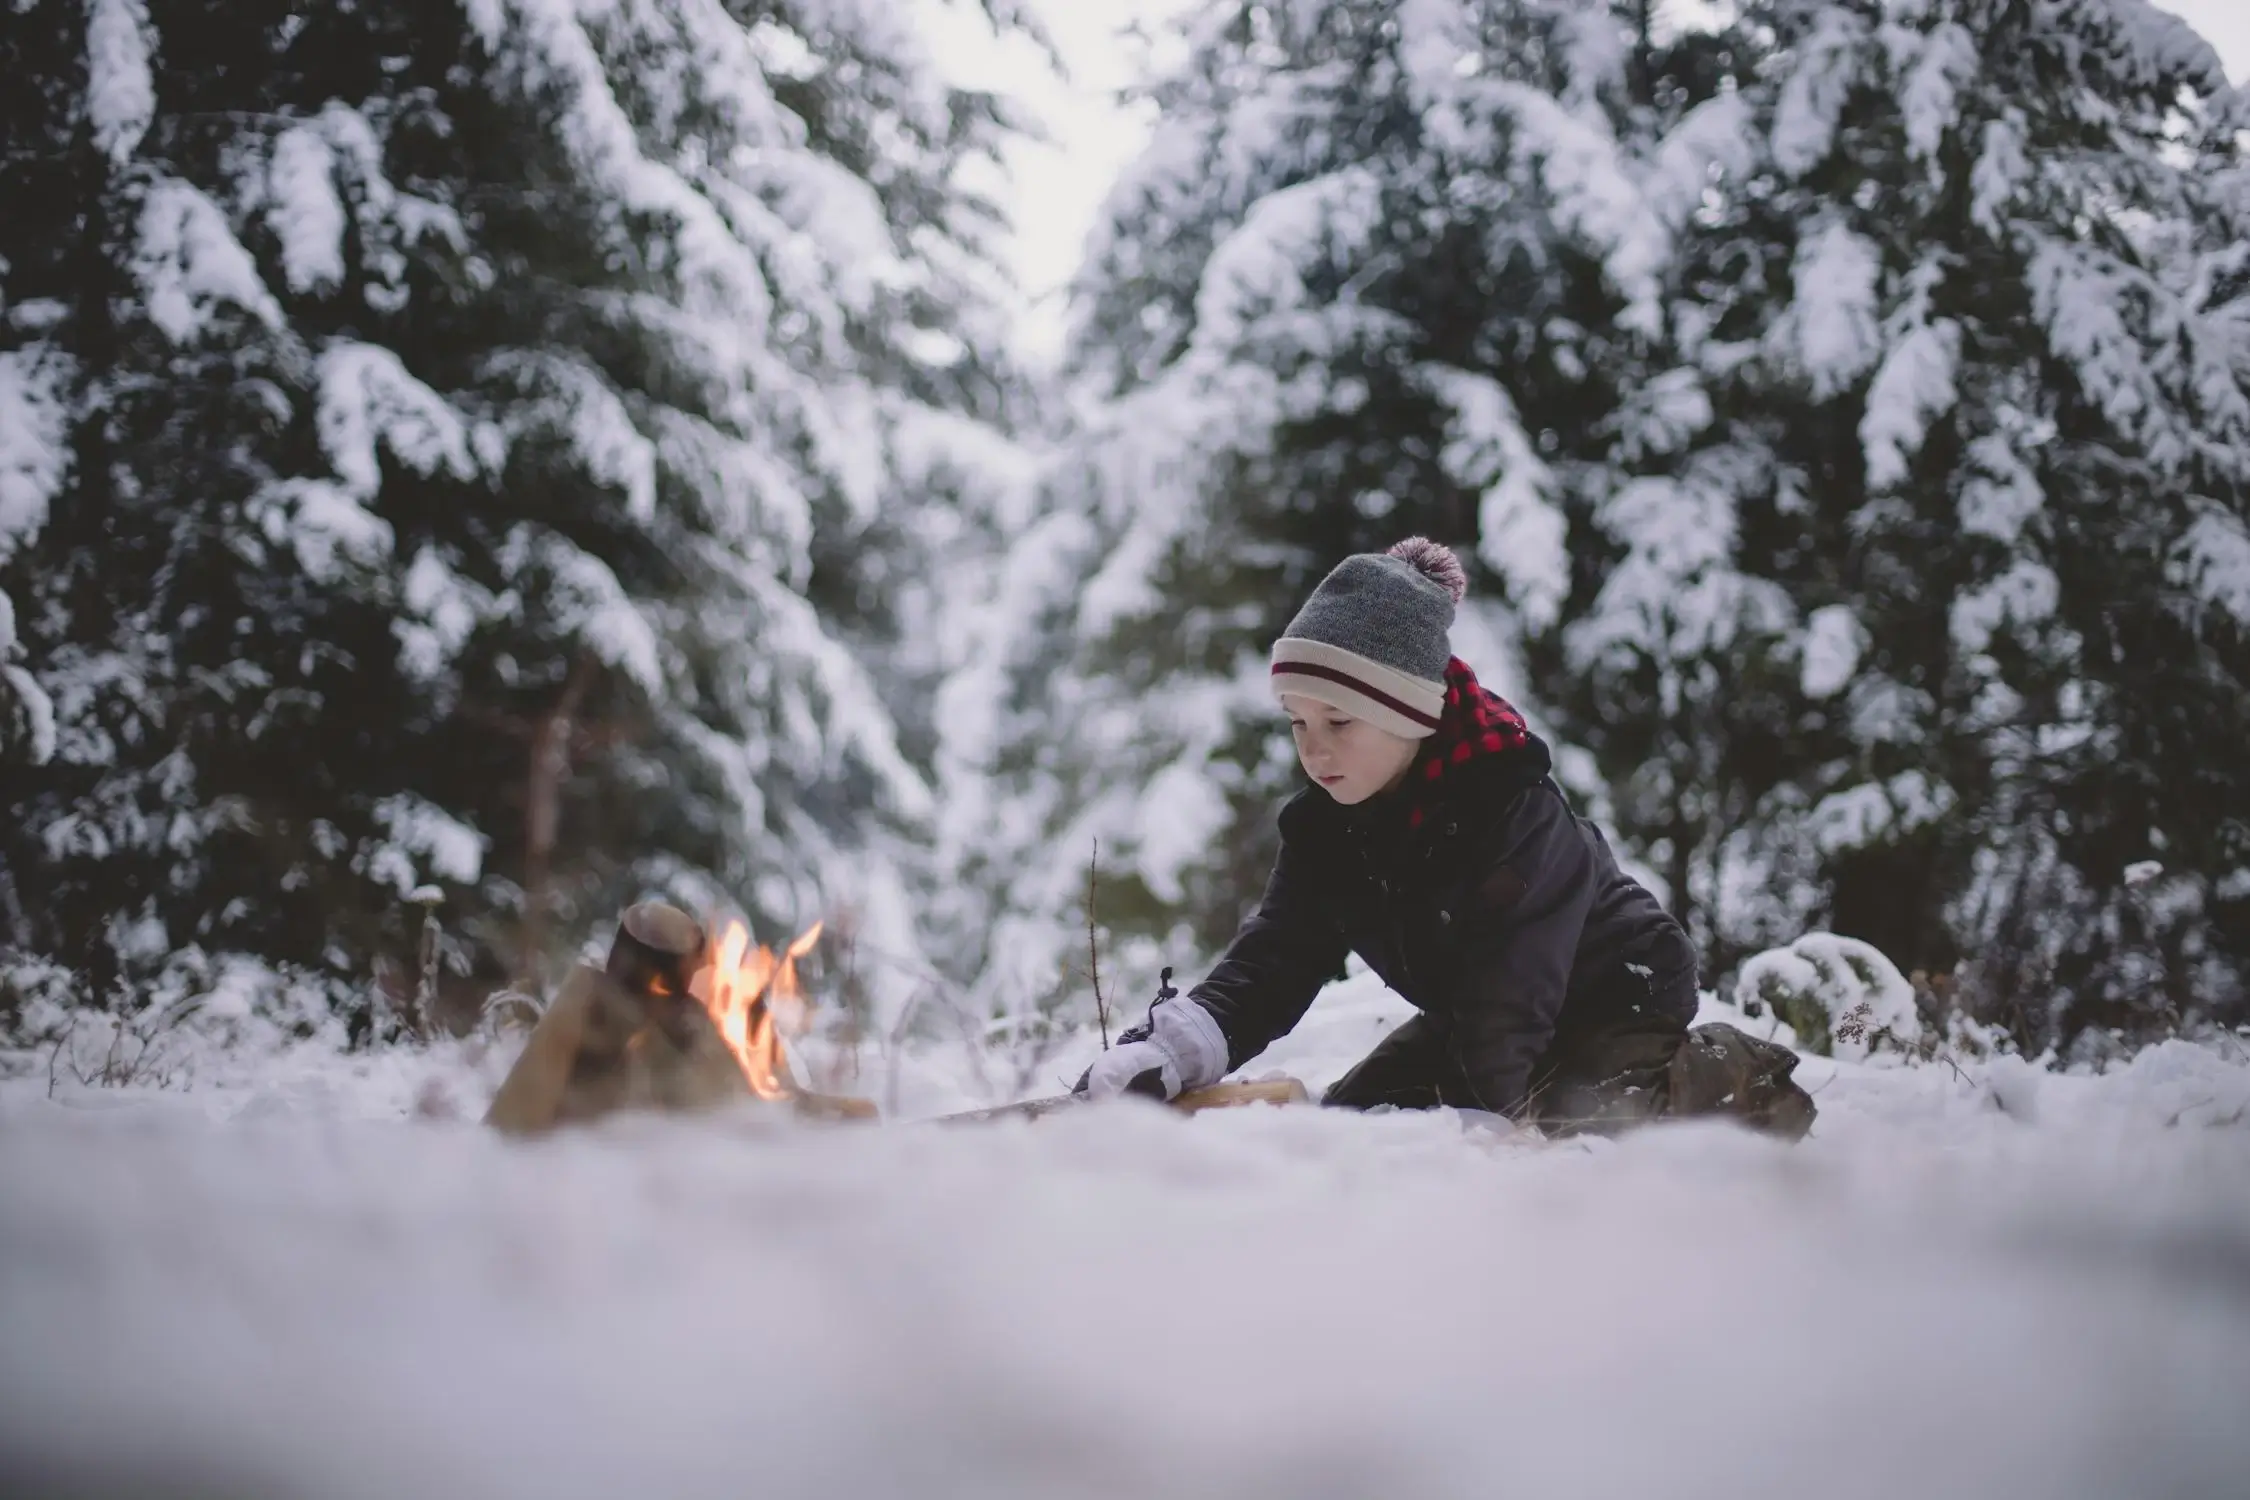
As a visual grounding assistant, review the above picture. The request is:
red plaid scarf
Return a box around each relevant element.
[1404,657,1533,832]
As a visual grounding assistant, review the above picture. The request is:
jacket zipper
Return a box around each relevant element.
[1358,820,1420,998]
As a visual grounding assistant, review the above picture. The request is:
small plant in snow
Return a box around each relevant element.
[1833,1001,1874,1049]
[44,994,198,1095]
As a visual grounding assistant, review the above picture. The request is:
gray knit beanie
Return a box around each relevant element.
[1270,537,1466,739]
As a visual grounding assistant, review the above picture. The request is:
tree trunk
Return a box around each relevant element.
[518,653,597,987]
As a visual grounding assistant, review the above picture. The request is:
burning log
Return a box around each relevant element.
[605,898,706,1000]
[484,902,871,1134]
[484,904,1293,1134]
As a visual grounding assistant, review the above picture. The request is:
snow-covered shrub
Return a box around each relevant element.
[1737,933,1922,1061]
[2,944,369,1092]
[2103,1038,2250,1129]
[0,950,80,1061]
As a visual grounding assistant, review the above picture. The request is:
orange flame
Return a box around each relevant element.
[698,919,823,1101]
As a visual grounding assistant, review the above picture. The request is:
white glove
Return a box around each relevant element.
[1077,998,1229,1102]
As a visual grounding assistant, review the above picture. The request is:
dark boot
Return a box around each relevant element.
[1528,1017,1817,1141]
[1523,1015,1684,1136]
[1664,1022,1817,1141]
[1326,1012,1817,1142]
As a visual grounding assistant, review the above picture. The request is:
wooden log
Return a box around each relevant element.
[934,1093,1082,1126]
[1177,1078,1309,1113]
[484,902,752,1135]
[933,1076,1309,1125]
[482,963,600,1136]
[793,1091,882,1123]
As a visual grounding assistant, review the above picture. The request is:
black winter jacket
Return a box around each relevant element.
[1188,732,1698,1115]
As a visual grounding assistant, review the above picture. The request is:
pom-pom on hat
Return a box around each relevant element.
[1270,537,1465,739]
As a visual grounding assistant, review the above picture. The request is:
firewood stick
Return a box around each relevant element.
[931,1076,1308,1125]
[485,902,715,1135]
[1175,1078,1309,1112]
[792,1091,881,1122]
[482,966,601,1135]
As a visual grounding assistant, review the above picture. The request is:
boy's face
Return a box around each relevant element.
[1281,693,1421,805]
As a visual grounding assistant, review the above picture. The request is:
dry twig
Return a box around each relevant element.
[1086,840,1110,1050]
[882,981,928,1120]
[480,988,546,1036]
[45,1017,70,1101]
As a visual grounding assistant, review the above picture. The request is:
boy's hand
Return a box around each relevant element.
[1077,1037,1182,1100]
[1074,997,1228,1102]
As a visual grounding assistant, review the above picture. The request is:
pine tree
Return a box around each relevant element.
[970,0,1729,1018]
[1524,0,2250,1047]
[0,0,1034,1038]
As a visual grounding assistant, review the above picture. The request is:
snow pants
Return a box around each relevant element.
[1320,1009,1816,1140]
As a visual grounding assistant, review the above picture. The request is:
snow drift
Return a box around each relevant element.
[3,972,2247,1500]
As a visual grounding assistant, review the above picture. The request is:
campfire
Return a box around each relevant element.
[697,918,823,1103]
[484,902,869,1133]
[484,901,1307,1135]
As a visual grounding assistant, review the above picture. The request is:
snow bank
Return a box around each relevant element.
[2,973,2246,1500]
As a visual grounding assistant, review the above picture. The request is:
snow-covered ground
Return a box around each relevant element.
[4,973,2248,1500]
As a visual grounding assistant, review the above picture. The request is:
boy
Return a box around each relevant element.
[1080,539,1813,1138]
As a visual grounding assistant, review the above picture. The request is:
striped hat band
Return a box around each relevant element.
[1269,637,1444,740]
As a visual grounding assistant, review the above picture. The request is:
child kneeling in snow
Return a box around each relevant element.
[1079,538,1813,1138]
